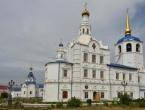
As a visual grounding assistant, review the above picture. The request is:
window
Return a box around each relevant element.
[118,45,121,53]
[84,69,88,78]
[136,44,140,52]
[83,28,85,34]
[63,69,67,77]
[83,53,88,62]
[117,92,121,98]
[129,74,132,81]
[126,43,132,52]
[130,92,133,98]
[85,85,88,89]
[84,92,88,99]
[92,43,96,50]
[92,70,96,78]
[138,76,140,83]
[116,73,119,80]
[100,56,104,64]
[100,71,104,80]
[24,91,25,94]
[92,55,96,63]
[123,73,125,80]
[87,28,89,34]
[62,91,68,99]
[30,91,32,95]
[101,92,104,98]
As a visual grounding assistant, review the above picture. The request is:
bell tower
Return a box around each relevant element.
[79,3,91,36]
[56,42,65,61]
[115,10,144,69]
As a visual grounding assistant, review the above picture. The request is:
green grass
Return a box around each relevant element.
[1,106,145,110]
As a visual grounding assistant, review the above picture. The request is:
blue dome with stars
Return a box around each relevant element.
[116,35,142,45]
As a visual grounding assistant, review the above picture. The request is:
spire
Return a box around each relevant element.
[125,9,131,35]
[79,3,91,35]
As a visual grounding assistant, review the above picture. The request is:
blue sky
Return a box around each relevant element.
[0,0,145,84]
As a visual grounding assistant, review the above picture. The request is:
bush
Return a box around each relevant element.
[1,92,8,98]
[14,100,23,108]
[135,98,145,108]
[119,93,132,105]
[56,102,63,108]
[67,97,82,108]
[86,99,92,106]
[51,104,55,108]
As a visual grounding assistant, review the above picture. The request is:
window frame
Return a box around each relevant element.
[63,69,68,78]
[92,54,96,63]
[92,70,96,78]
[84,92,88,99]
[84,69,88,78]
[62,91,68,99]
[126,43,132,52]
[100,56,104,64]
[100,71,104,80]
[83,53,88,62]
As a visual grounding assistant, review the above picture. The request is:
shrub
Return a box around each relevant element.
[103,101,109,107]
[67,97,82,108]
[119,93,132,105]
[1,92,8,98]
[135,98,145,108]
[86,99,92,106]
[14,100,23,108]
[51,104,55,108]
[56,102,63,108]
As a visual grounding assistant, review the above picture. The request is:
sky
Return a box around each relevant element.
[0,0,145,85]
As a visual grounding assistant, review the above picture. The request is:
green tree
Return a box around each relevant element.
[67,97,82,108]
[119,93,132,105]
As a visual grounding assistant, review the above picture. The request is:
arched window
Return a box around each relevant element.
[126,43,132,52]
[62,91,68,99]
[83,28,85,34]
[118,45,121,53]
[136,44,140,52]
[87,28,89,34]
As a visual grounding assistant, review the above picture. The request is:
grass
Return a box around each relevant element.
[1,106,145,110]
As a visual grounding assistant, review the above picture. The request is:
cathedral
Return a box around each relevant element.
[43,4,145,102]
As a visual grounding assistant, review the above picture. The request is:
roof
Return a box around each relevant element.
[24,71,36,85]
[12,85,21,91]
[140,89,145,91]
[116,34,142,45]
[45,60,73,66]
[37,83,44,88]
[107,63,138,70]
[0,85,8,90]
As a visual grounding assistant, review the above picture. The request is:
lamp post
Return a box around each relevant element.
[8,80,15,106]
[121,80,127,94]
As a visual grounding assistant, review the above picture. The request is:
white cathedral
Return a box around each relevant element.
[43,5,145,102]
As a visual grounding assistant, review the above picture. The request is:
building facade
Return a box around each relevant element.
[43,5,145,102]
[11,67,44,98]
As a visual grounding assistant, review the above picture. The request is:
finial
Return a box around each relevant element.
[84,2,87,9]
[29,64,33,71]
[82,2,90,16]
[125,8,131,35]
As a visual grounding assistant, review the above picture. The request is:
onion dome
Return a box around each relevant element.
[82,3,90,16]
[59,42,63,47]
[25,66,36,85]
[117,35,142,45]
